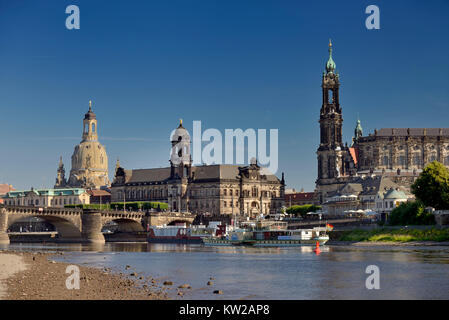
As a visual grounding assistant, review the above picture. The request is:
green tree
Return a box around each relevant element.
[411,161,449,210]
[389,201,434,226]
[286,204,321,218]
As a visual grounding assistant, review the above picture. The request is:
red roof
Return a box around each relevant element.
[285,192,316,201]
[0,184,15,195]
[349,147,358,165]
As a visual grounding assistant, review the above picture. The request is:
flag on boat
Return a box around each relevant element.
[326,223,334,231]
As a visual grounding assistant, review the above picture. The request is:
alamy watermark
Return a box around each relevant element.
[65,5,80,30]
[365,265,380,290]
[170,120,279,174]
[365,5,380,30]
[66,265,80,290]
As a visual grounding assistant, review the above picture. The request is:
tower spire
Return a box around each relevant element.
[326,39,336,74]
[115,157,121,171]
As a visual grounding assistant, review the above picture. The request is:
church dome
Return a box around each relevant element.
[71,141,108,172]
[171,119,190,143]
[170,119,191,166]
[67,101,110,189]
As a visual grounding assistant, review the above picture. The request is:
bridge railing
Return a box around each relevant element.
[0,204,83,215]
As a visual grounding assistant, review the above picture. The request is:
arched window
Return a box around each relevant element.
[92,123,96,133]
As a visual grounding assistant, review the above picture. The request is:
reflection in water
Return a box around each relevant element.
[3,242,449,300]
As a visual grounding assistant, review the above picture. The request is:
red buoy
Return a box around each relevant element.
[314,241,321,254]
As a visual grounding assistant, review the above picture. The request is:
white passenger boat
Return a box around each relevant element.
[202,225,329,247]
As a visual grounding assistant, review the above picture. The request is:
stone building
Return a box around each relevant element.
[55,101,110,190]
[285,191,319,207]
[110,120,285,217]
[322,175,411,215]
[0,184,15,204]
[2,187,90,208]
[316,40,449,203]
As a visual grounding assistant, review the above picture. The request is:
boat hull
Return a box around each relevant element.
[202,238,328,247]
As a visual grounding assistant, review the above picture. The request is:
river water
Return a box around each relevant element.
[3,242,449,300]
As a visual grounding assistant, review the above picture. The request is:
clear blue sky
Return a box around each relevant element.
[1,0,448,191]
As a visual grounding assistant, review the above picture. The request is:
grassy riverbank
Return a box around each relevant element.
[335,228,449,242]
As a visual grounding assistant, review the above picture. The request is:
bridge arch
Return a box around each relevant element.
[103,218,145,233]
[7,214,83,242]
[167,219,192,226]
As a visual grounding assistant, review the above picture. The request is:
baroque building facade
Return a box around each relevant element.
[316,41,449,203]
[111,121,285,217]
[54,101,110,190]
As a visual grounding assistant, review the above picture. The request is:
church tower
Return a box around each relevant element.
[67,101,110,189]
[316,40,352,201]
[168,119,192,212]
[82,100,98,142]
[169,119,192,179]
[54,156,67,188]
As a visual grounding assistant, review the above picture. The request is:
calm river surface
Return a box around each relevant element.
[4,242,449,300]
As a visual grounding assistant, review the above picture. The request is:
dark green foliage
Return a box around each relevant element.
[411,161,449,210]
[286,204,321,217]
[65,201,168,211]
[389,201,435,226]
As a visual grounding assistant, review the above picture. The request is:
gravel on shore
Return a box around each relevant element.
[0,250,169,300]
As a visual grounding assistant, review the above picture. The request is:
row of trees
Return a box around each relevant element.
[389,161,449,225]
[285,204,321,218]
[65,201,169,211]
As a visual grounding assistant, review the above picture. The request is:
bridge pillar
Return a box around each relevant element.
[0,208,9,244]
[81,210,105,244]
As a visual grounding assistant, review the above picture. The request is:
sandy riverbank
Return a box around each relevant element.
[0,253,28,299]
[0,250,172,300]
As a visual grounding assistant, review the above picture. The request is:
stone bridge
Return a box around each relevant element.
[0,205,196,244]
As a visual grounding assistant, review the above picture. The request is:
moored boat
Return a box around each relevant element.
[202,222,329,247]
[148,224,206,244]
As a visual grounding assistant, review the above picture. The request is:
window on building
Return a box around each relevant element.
[413,154,422,166]
[382,155,389,166]
[429,153,437,162]
[445,156,449,166]
[399,154,406,168]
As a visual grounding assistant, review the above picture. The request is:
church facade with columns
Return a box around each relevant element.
[110,120,285,216]
[316,41,449,203]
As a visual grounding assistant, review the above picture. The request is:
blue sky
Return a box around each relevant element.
[1,0,448,191]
